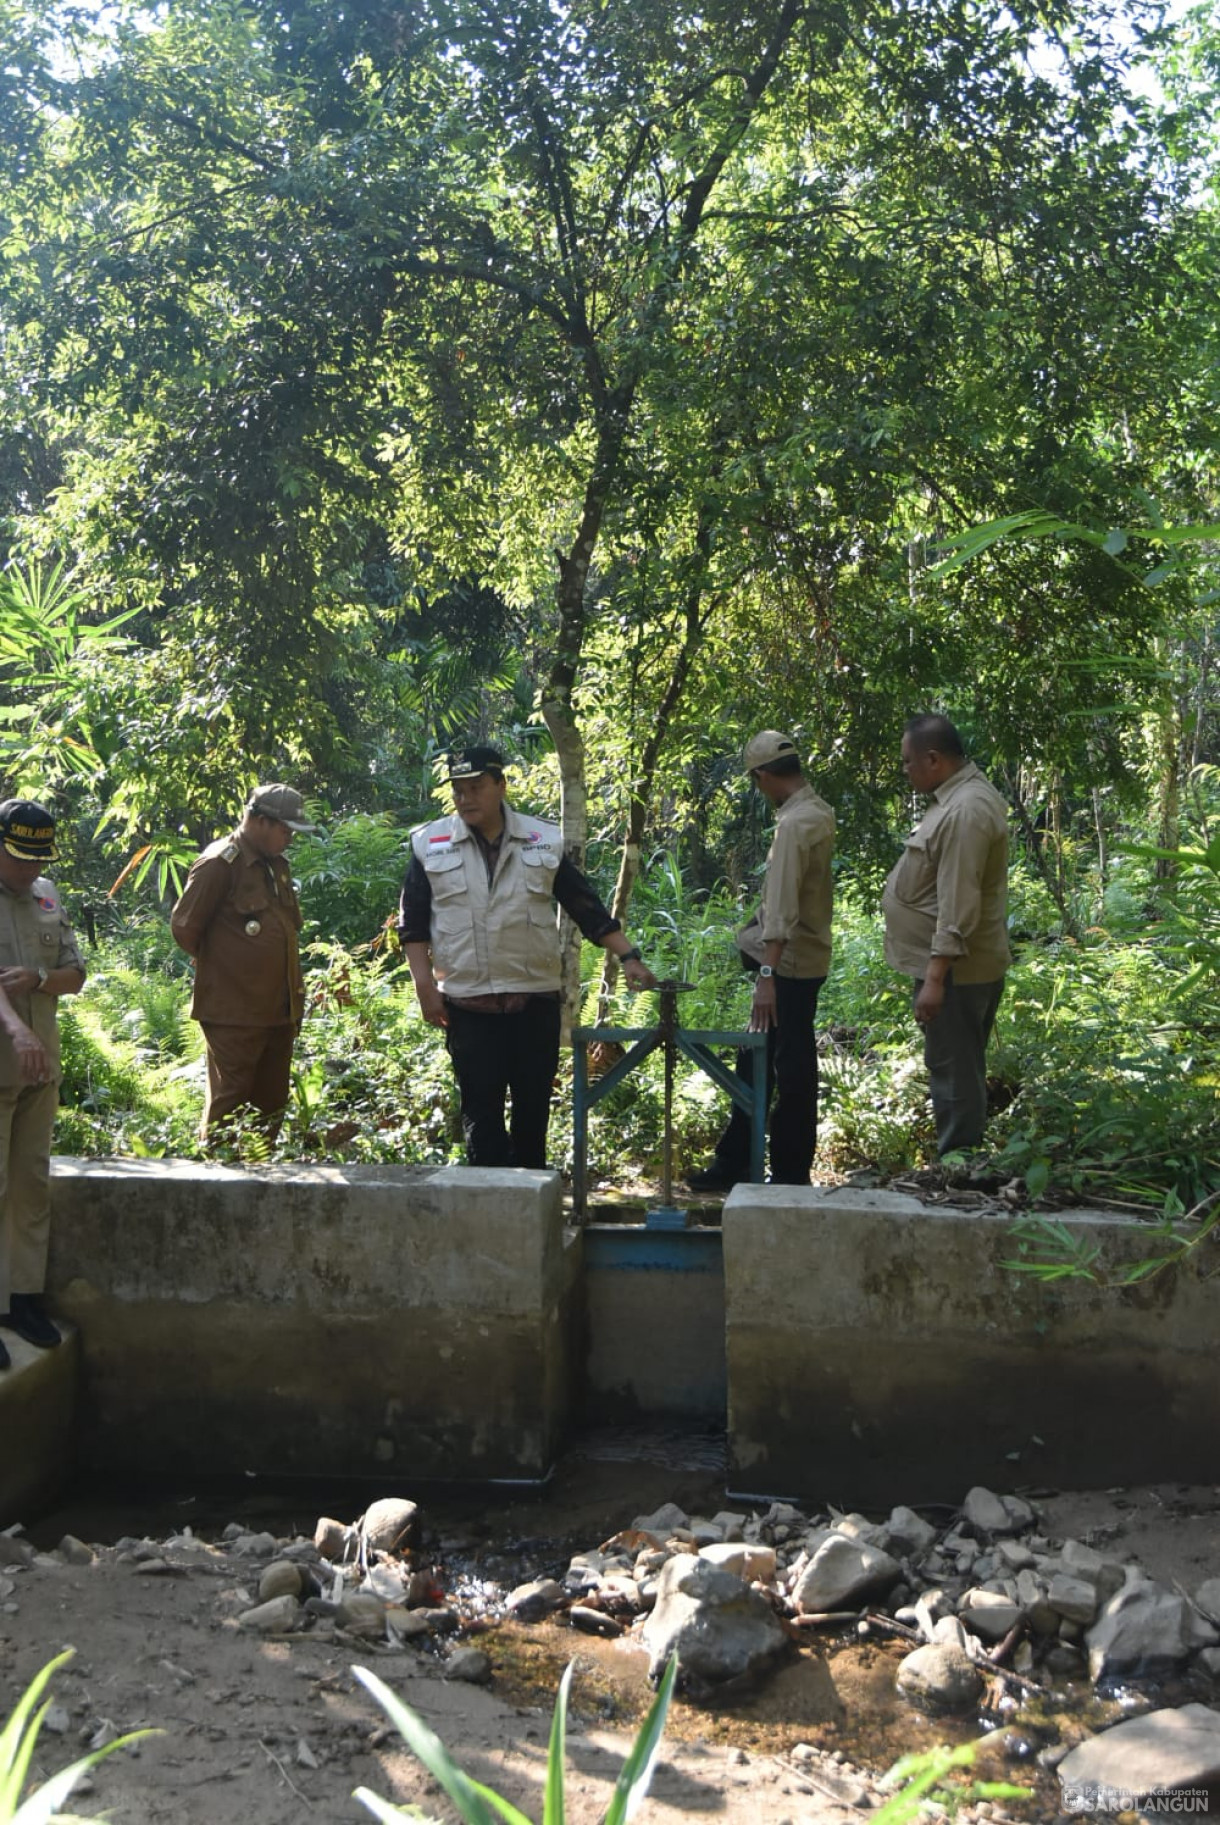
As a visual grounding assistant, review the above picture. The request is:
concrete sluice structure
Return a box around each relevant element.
[2,1165,1217,1527]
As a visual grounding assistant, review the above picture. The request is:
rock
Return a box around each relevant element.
[506,1577,564,1622]
[1047,1573,1099,1625]
[1016,1568,1058,1635]
[699,1542,777,1585]
[896,1644,985,1714]
[361,1498,419,1555]
[314,1517,353,1560]
[386,1608,431,1640]
[631,1503,689,1538]
[793,1535,900,1614]
[1059,1539,1124,1602]
[296,1739,319,1769]
[996,1539,1034,1572]
[959,1590,1022,1643]
[1000,1494,1036,1532]
[1058,1703,1220,1807]
[1198,1647,1220,1677]
[230,1531,278,1559]
[913,1590,955,1639]
[1193,1578,1220,1625]
[57,1535,95,1566]
[1088,1580,1218,1682]
[237,1594,301,1634]
[641,1553,791,1694]
[259,1561,305,1603]
[43,1704,71,1735]
[445,1647,492,1684]
[0,1534,36,1568]
[338,1592,387,1639]
[711,1511,749,1542]
[961,1487,1023,1538]
[834,1512,888,1548]
[931,1615,972,1653]
[885,1506,938,1558]
[571,1605,623,1637]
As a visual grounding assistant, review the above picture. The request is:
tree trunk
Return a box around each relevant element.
[596,517,717,1022]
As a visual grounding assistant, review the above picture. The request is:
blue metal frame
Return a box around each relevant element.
[571,1019,766,1219]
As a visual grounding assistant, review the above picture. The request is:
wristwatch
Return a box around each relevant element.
[621,946,643,964]
[758,964,775,979]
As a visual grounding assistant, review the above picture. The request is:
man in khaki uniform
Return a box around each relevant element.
[689,731,835,1189]
[172,784,317,1141]
[883,714,1011,1155]
[0,799,86,1366]
[399,746,656,1167]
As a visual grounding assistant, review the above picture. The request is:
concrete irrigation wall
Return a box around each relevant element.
[723,1185,1220,1506]
[4,1166,1216,1530]
[44,1159,575,1487]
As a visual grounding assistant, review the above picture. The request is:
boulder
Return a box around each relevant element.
[959,1589,1022,1644]
[885,1506,938,1559]
[361,1498,418,1555]
[632,1503,689,1538]
[1193,1578,1220,1625]
[1047,1573,1099,1626]
[506,1577,564,1622]
[792,1535,900,1614]
[641,1553,790,1694]
[961,1487,1032,1538]
[1058,1703,1220,1808]
[1087,1580,1218,1683]
[237,1594,301,1634]
[258,1561,304,1603]
[445,1647,493,1684]
[896,1644,984,1715]
[699,1542,777,1585]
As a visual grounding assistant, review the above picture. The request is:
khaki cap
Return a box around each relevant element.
[743,730,800,772]
[247,784,319,832]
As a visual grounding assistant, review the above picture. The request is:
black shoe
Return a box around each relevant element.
[3,1294,61,1349]
[0,1335,9,1370]
[686,1163,744,1193]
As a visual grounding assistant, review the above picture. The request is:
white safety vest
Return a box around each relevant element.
[411,803,564,998]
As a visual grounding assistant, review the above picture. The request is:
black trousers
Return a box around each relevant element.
[714,970,825,1185]
[444,997,561,1168]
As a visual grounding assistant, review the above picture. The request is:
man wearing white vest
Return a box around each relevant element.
[399,747,656,1167]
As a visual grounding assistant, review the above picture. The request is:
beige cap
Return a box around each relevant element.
[743,730,799,772]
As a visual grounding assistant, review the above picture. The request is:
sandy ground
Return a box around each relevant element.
[4,1473,1219,1825]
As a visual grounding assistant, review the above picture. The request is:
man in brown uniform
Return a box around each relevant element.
[689,731,835,1189]
[172,785,317,1141]
[0,800,87,1365]
[883,714,1011,1155]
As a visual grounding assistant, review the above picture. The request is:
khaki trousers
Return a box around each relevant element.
[0,1078,59,1311]
[200,1023,297,1140]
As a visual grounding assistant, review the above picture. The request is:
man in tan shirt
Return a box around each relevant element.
[883,714,1011,1154]
[0,799,87,1365]
[172,785,317,1142]
[689,731,834,1189]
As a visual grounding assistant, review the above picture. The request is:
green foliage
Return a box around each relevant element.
[873,1741,1029,1825]
[291,814,411,953]
[1,1649,156,1824]
[351,1652,679,1825]
[0,559,137,795]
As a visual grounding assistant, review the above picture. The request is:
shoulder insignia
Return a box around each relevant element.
[36,893,58,912]
[428,834,453,846]
[221,841,240,863]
